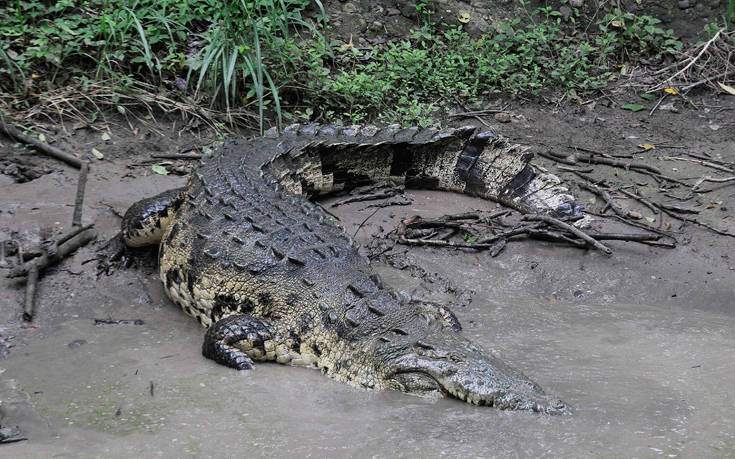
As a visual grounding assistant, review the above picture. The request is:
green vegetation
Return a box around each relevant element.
[0,0,711,128]
[295,4,683,125]
[0,0,327,130]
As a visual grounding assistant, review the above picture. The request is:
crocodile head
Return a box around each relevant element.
[378,324,570,414]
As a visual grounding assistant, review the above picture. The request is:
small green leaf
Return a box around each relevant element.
[621,104,646,112]
[151,165,169,175]
[101,132,111,141]
[38,133,46,142]
[117,105,126,115]
[639,93,656,101]
[91,148,104,159]
[645,216,655,223]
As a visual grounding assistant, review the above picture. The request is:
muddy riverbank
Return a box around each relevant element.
[1,93,734,456]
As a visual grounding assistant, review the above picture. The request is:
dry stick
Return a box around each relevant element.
[332,189,402,207]
[72,161,90,228]
[556,165,595,174]
[489,239,506,257]
[572,179,628,218]
[448,108,507,118]
[691,175,735,192]
[684,175,735,200]
[617,187,659,214]
[584,233,661,241]
[549,150,662,174]
[150,154,203,160]
[674,213,735,238]
[527,229,587,247]
[398,237,499,250]
[403,213,480,229]
[522,214,613,256]
[0,120,82,169]
[57,223,96,247]
[7,229,97,278]
[664,156,734,173]
[23,266,39,322]
[654,28,723,90]
[658,203,700,214]
[649,94,667,117]
[681,70,735,91]
[687,152,735,168]
[476,223,543,244]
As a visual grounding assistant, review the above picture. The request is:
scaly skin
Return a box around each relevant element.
[118,124,574,413]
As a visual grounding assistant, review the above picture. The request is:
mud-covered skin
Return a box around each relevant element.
[119,124,573,413]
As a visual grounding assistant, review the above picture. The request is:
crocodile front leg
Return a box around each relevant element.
[202,314,275,370]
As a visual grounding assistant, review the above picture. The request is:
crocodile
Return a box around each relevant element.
[115,124,575,413]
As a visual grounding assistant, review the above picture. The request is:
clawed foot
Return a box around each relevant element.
[202,314,275,370]
[96,232,157,276]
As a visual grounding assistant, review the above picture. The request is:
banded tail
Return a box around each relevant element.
[257,124,577,215]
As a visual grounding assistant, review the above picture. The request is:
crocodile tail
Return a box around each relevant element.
[259,123,576,214]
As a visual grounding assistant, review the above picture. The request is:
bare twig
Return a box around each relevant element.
[522,214,613,256]
[572,179,628,218]
[72,161,90,227]
[0,120,83,168]
[687,175,735,198]
[8,229,97,278]
[543,151,661,174]
[655,28,723,89]
[398,237,498,250]
[681,70,735,91]
[150,154,203,160]
[23,266,38,322]
[664,156,734,173]
[332,189,402,207]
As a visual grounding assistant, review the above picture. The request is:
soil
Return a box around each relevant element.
[1,1,735,453]
[319,0,728,45]
[1,87,734,455]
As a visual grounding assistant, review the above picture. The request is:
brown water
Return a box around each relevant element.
[2,173,734,458]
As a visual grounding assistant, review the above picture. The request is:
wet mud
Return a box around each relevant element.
[1,99,734,456]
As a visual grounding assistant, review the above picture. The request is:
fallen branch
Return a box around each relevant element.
[584,232,661,241]
[476,223,542,244]
[527,228,586,247]
[150,154,203,160]
[664,156,734,173]
[72,161,90,227]
[22,266,38,322]
[8,228,97,278]
[544,150,661,174]
[522,214,613,256]
[572,179,628,219]
[617,187,659,214]
[331,189,402,207]
[0,120,83,169]
[656,28,723,89]
[686,175,735,199]
[681,69,735,91]
[398,237,499,250]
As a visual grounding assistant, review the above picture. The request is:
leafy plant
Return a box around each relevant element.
[0,0,328,131]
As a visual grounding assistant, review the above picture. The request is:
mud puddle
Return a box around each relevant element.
[1,256,733,457]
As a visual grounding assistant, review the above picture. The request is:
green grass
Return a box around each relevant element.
[0,0,705,129]
[0,0,328,131]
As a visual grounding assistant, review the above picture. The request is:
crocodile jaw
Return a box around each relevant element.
[382,331,571,414]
